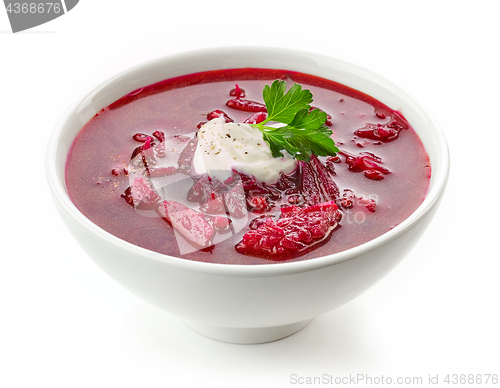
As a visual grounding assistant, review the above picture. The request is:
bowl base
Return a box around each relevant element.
[182,318,313,344]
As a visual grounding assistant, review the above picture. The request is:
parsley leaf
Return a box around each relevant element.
[251,80,339,162]
[261,81,313,124]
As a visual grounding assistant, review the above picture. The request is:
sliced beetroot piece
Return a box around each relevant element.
[339,150,390,180]
[187,176,209,203]
[341,189,355,209]
[226,98,267,113]
[132,133,153,143]
[199,192,226,215]
[222,184,247,219]
[187,174,228,204]
[356,197,377,213]
[125,177,160,210]
[229,84,246,98]
[300,161,323,205]
[235,201,341,258]
[243,112,268,124]
[354,111,409,143]
[389,110,410,131]
[354,123,401,142]
[365,199,377,213]
[364,170,385,181]
[210,215,232,234]
[239,173,282,201]
[207,109,234,123]
[158,200,215,248]
[309,155,340,202]
[246,195,269,213]
[152,130,166,142]
[275,168,301,194]
[354,109,409,142]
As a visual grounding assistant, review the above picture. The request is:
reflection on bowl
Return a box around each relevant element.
[46,47,449,344]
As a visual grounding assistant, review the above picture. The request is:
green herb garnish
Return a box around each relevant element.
[250,80,339,162]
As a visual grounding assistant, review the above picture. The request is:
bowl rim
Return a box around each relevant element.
[46,46,450,277]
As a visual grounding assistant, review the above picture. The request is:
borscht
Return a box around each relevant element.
[65,68,430,264]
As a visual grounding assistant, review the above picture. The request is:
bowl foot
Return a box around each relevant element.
[182,318,313,344]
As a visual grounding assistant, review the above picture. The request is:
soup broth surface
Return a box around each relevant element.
[65,68,430,264]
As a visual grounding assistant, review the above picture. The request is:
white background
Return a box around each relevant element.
[1,1,499,387]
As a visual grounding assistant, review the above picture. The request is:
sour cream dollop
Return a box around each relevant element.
[193,118,297,184]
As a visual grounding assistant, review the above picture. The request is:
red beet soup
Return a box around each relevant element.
[65,68,431,264]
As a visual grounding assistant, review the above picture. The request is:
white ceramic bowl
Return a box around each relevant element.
[46,47,449,344]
